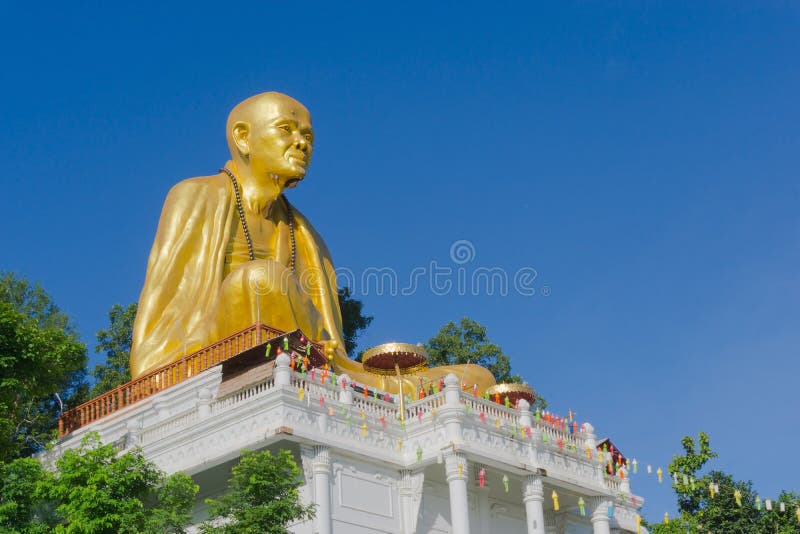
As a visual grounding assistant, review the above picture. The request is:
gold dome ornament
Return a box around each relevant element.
[362,343,429,422]
[486,382,536,408]
[362,343,429,375]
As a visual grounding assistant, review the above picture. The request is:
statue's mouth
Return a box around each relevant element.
[287,152,307,166]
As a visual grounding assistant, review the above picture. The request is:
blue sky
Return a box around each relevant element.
[1,1,798,521]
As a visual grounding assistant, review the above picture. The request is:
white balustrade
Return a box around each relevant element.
[139,408,199,444]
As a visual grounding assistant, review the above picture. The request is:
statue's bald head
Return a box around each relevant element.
[226,92,314,186]
[226,92,310,143]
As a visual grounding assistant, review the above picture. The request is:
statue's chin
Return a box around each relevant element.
[285,177,303,189]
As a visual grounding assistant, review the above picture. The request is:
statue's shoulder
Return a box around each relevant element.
[161,173,230,215]
[168,172,228,198]
[285,200,315,233]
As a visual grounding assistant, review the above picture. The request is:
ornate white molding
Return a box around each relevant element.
[523,474,544,502]
[444,451,468,483]
[591,496,613,522]
[398,469,424,533]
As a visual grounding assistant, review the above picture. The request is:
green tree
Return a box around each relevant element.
[90,303,137,396]
[338,288,372,357]
[0,456,52,533]
[202,449,315,534]
[43,433,198,533]
[0,272,76,334]
[648,433,800,534]
[426,318,546,408]
[759,491,800,533]
[0,297,88,460]
[0,273,89,460]
[426,317,522,383]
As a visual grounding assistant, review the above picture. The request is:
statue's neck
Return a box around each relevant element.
[229,162,283,217]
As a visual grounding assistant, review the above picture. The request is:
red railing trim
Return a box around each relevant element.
[58,323,321,437]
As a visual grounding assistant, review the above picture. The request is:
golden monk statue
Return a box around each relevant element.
[130,91,495,394]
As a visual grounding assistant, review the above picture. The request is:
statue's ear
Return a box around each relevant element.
[231,121,250,156]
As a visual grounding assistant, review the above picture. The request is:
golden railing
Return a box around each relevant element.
[58,323,298,437]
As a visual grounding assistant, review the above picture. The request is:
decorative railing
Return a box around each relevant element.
[292,373,341,406]
[139,409,200,444]
[463,395,519,426]
[404,391,446,423]
[58,323,290,436]
[213,376,277,414]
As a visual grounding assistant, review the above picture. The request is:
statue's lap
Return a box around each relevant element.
[217,259,325,342]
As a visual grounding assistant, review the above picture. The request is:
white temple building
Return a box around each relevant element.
[48,349,646,534]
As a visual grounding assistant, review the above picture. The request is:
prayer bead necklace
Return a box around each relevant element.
[221,167,296,274]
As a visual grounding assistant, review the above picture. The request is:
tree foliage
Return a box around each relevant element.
[41,433,197,533]
[426,317,522,383]
[338,288,372,357]
[90,303,137,396]
[0,273,77,335]
[201,449,314,534]
[648,432,800,534]
[0,273,88,461]
[0,456,51,533]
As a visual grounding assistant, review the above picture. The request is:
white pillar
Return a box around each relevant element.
[311,445,332,534]
[440,373,465,443]
[590,497,612,534]
[274,352,292,386]
[523,474,546,534]
[444,452,470,534]
[518,399,533,428]
[196,387,212,418]
[398,469,424,534]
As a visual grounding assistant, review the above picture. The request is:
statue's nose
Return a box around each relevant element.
[294,135,309,151]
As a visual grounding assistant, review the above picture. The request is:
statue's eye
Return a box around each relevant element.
[304,134,313,142]
[279,124,291,133]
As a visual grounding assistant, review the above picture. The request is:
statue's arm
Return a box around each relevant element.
[131,177,228,377]
[292,207,347,358]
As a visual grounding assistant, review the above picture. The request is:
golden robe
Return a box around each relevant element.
[130,168,346,378]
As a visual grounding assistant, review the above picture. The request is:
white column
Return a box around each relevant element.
[590,497,612,534]
[196,387,212,418]
[518,399,533,429]
[398,469,424,534]
[312,445,332,534]
[274,352,292,386]
[523,474,546,534]
[440,373,464,443]
[444,451,470,534]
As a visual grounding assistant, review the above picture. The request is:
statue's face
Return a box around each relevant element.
[247,97,314,187]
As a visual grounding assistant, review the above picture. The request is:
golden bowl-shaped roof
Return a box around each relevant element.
[362,342,429,376]
[486,383,536,406]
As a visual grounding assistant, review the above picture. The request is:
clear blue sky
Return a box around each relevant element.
[1,1,798,521]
